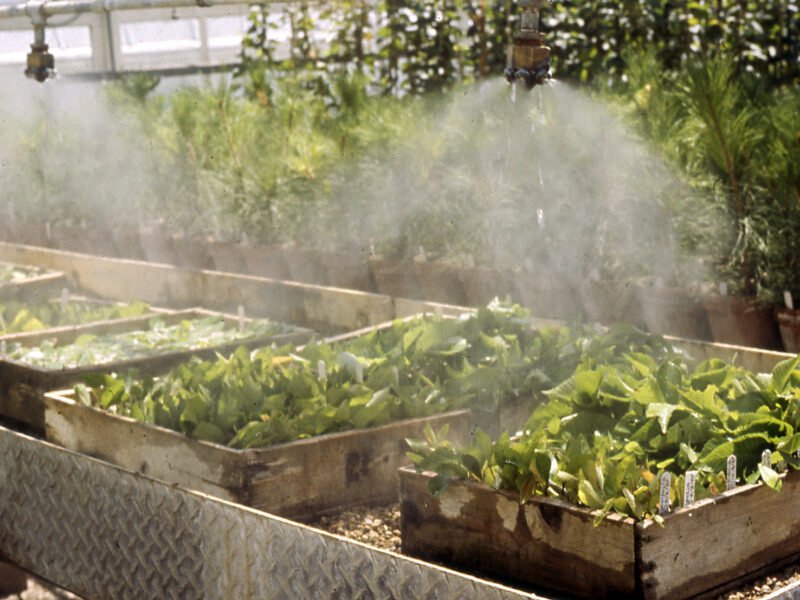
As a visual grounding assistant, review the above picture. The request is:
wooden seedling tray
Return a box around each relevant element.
[0,294,173,340]
[0,308,313,430]
[44,388,472,521]
[0,262,66,301]
[399,468,800,600]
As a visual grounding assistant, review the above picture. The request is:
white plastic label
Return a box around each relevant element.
[719,282,728,296]
[726,455,737,491]
[683,471,696,507]
[237,305,245,333]
[355,361,363,384]
[762,449,772,468]
[317,360,326,381]
[659,472,671,514]
[785,291,794,310]
[45,222,51,241]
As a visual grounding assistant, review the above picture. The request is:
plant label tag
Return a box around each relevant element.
[317,360,326,381]
[45,222,51,242]
[659,472,671,514]
[355,361,363,384]
[369,244,376,256]
[718,282,728,296]
[60,288,69,309]
[683,471,696,507]
[762,449,772,468]
[726,455,737,491]
[785,291,794,310]
[237,305,245,333]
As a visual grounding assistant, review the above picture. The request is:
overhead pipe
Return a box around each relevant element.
[0,0,247,21]
[0,0,253,81]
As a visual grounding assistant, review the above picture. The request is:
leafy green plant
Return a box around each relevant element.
[409,349,800,525]
[0,299,151,335]
[5,316,297,369]
[71,303,679,449]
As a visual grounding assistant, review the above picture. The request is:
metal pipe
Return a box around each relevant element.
[0,0,248,21]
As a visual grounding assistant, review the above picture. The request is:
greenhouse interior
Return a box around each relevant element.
[0,0,799,598]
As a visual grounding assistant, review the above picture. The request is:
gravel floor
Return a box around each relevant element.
[311,502,800,600]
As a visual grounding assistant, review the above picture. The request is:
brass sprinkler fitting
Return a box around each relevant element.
[504,0,551,89]
[25,24,55,82]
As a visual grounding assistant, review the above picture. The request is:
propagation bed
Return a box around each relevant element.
[1,242,800,599]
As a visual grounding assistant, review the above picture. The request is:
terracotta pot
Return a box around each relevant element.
[413,258,468,306]
[578,279,643,327]
[635,284,712,341]
[240,243,291,280]
[776,307,800,353]
[702,295,781,349]
[323,249,375,292]
[14,222,49,247]
[207,240,246,273]
[283,246,330,286]
[514,271,582,321]
[171,235,213,270]
[368,256,422,299]
[135,227,175,265]
[109,226,144,260]
[457,266,515,308]
[47,223,85,253]
[78,226,119,258]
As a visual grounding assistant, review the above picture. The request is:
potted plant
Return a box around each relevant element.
[761,203,800,352]
[678,56,782,348]
[321,242,375,292]
[368,237,422,300]
[282,242,330,286]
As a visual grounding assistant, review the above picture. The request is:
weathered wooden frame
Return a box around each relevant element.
[45,388,472,520]
[0,308,313,430]
[399,468,800,600]
[0,261,66,301]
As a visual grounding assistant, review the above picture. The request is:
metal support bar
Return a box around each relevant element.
[0,426,538,599]
[0,0,252,21]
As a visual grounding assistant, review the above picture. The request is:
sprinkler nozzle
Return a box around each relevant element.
[505,0,551,90]
[25,25,55,83]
